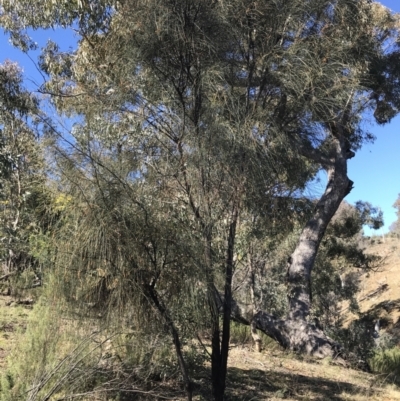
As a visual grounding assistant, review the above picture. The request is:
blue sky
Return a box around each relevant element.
[0,27,77,90]
[0,1,399,235]
[346,0,400,234]
[310,0,400,236]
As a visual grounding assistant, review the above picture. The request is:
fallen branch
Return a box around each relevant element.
[6,298,35,306]
[0,272,17,281]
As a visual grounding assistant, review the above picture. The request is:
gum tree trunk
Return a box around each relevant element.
[286,134,354,321]
[252,310,341,357]
[243,123,356,357]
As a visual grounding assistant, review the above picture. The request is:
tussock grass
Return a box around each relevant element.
[370,347,400,382]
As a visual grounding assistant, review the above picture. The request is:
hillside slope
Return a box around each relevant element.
[222,346,400,401]
[352,236,400,338]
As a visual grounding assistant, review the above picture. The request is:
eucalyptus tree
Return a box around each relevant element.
[2,0,400,400]
[390,194,400,235]
[0,60,45,290]
[239,200,384,329]
[1,3,311,401]
[38,14,309,398]
[248,0,400,357]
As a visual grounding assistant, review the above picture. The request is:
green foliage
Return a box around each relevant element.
[0,293,186,401]
[0,300,63,400]
[311,201,383,329]
[230,321,253,345]
[0,60,48,295]
[370,347,400,382]
[331,318,377,367]
[235,201,381,330]
[1,1,400,399]
[229,321,277,351]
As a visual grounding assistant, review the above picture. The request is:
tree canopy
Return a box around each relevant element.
[0,1,400,400]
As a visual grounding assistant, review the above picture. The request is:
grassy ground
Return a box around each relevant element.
[347,236,400,337]
[218,345,400,401]
[1,236,400,400]
[0,295,31,370]
[0,304,400,401]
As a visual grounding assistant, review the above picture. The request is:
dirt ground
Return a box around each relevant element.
[1,237,400,400]
[348,236,400,336]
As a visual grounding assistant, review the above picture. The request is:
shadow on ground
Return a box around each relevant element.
[367,298,400,316]
[193,366,379,401]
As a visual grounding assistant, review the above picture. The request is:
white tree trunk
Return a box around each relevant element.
[236,127,356,357]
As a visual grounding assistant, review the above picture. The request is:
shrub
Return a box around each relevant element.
[230,322,252,345]
[0,295,194,401]
[330,318,377,368]
[369,347,400,382]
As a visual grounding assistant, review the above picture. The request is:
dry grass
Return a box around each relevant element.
[347,236,400,336]
[0,295,31,370]
[188,236,400,401]
[174,343,400,401]
[210,346,400,401]
[0,237,400,400]
[5,300,400,401]
[230,349,400,401]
